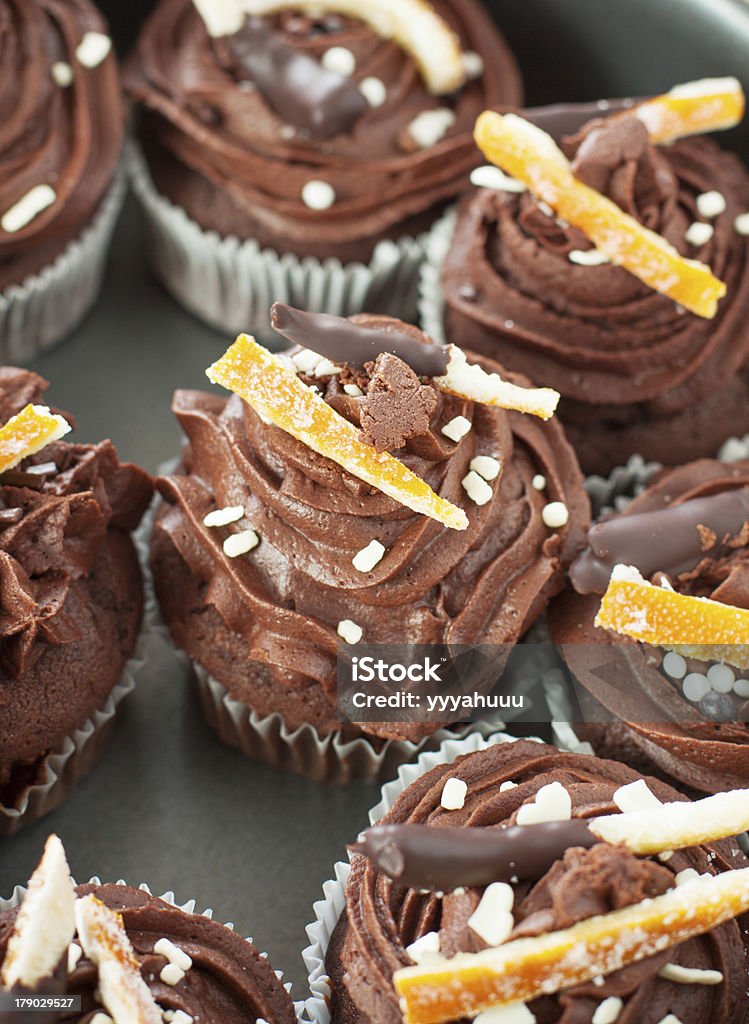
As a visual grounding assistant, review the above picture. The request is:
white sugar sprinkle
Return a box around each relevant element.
[657,1016,684,1024]
[499,780,517,792]
[337,619,362,644]
[359,77,387,108]
[474,1004,535,1024]
[352,539,386,573]
[470,455,501,481]
[52,61,74,87]
[167,1011,194,1024]
[662,651,687,679]
[683,672,710,702]
[462,51,484,79]
[441,777,467,810]
[343,383,364,397]
[160,963,185,986]
[312,357,341,377]
[470,165,526,194]
[613,779,661,812]
[223,529,259,558]
[408,108,456,149]
[516,781,571,824]
[734,212,749,236]
[592,997,623,1024]
[2,185,56,233]
[707,663,735,692]
[76,31,111,68]
[154,937,192,972]
[441,415,472,442]
[292,348,321,373]
[531,474,546,491]
[406,931,441,964]
[67,942,82,973]
[685,221,714,246]
[302,180,336,210]
[734,679,749,698]
[675,868,700,887]
[321,46,355,76]
[468,882,514,946]
[462,470,493,506]
[542,501,569,528]
[203,505,244,528]
[90,1014,113,1024]
[696,190,726,218]
[569,248,610,266]
[658,963,723,985]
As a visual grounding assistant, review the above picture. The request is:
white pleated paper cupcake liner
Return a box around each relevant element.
[127,142,429,344]
[417,206,455,345]
[0,160,126,364]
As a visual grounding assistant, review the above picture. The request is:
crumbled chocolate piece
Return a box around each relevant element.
[359,353,438,452]
[697,523,717,550]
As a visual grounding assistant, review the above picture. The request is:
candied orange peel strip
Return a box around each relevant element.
[474,111,727,319]
[595,565,749,669]
[636,77,745,144]
[436,346,560,420]
[0,404,71,475]
[394,867,749,1024]
[207,335,468,530]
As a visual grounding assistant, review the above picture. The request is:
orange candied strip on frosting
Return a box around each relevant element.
[0,403,71,474]
[595,566,749,669]
[206,335,469,531]
[394,867,749,1024]
[636,77,745,144]
[473,111,728,319]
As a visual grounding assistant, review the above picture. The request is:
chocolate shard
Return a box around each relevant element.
[523,97,645,140]
[359,353,438,452]
[350,821,598,891]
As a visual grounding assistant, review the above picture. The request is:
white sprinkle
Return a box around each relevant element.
[292,348,321,373]
[343,383,364,397]
[474,1003,535,1024]
[352,539,386,573]
[90,1015,113,1024]
[569,248,610,266]
[406,931,441,964]
[462,51,484,80]
[76,31,112,68]
[499,780,517,792]
[662,651,687,679]
[222,529,259,558]
[337,619,363,644]
[167,1012,194,1024]
[675,868,700,887]
[470,165,526,194]
[468,882,514,946]
[192,0,243,35]
[707,663,735,693]
[613,779,662,813]
[657,1017,684,1024]
[470,456,501,481]
[542,501,569,528]
[408,108,456,149]
[734,212,749,235]
[203,505,244,528]
[154,937,192,972]
[160,963,185,986]
[441,415,472,442]
[696,190,726,218]
[462,471,493,506]
[312,357,341,377]
[51,61,74,87]
[658,963,723,985]
[537,201,554,217]
[734,679,749,698]
[441,777,468,810]
[516,781,571,825]
[683,672,711,702]
[685,221,714,246]
[592,997,623,1024]
[592,976,605,988]
[280,125,296,139]
[659,850,674,862]
[359,77,387,108]
[67,942,82,973]
[531,474,546,491]
[321,46,356,76]
[302,180,336,210]
[1,185,56,233]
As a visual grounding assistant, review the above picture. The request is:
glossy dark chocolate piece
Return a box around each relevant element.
[524,97,643,139]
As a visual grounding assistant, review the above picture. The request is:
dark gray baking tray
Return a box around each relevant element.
[3,0,749,999]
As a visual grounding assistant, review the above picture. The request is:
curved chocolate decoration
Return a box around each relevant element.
[271,303,450,376]
[350,820,598,890]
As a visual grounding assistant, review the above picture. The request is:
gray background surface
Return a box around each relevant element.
[3,0,749,1002]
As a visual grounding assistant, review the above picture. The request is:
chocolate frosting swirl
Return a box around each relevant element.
[442,113,749,452]
[151,315,588,743]
[0,883,296,1024]
[328,740,749,1024]
[125,0,522,262]
[0,369,153,796]
[550,459,749,796]
[0,0,123,290]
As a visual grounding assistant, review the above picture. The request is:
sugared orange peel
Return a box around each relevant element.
[635,78,745,144]
[595,564,749,670]
[244,0,466,94]
[0,404,71,475]
[473,111,727,318]
[75,895,162,1024]
[436,346,560,420]
[393,867,749,1024]
[590,788,749,854]
[207,335,468,530]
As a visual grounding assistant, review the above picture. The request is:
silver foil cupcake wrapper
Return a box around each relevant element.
[127,141,428,344]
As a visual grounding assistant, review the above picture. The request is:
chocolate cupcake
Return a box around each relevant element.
[125,0,522,339]
[150,305,588,780]
[0,835,297,1024]
[432,81,749,475]
[0,0,125,362]
[0,368,153,833]
[550,458,749,797]
[313,737,749,1024]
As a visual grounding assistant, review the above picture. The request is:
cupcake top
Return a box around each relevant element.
[125,0,522,260]
[0,0,123,289]
[335,740,749,1024]
[442,84,749,410]
[153,306,588,741]
[0,836,296,1024]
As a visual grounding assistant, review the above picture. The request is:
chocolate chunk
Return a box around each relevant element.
[359,353,438,452]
